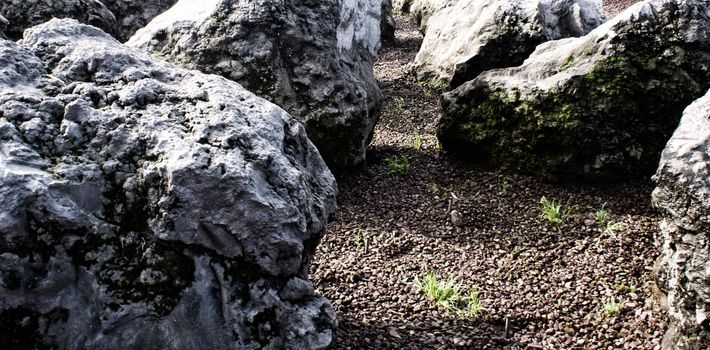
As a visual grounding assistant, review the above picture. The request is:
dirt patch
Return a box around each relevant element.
[311,13,666,350]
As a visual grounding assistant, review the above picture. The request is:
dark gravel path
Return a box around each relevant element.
[311,8,665,350]
[605,0,640,18]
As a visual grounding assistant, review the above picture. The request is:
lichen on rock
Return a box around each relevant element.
[437,0,710,180]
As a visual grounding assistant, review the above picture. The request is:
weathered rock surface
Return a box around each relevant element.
[652,90,710,350]
[129,0,384,171]
[99,0,178,41]
[0,0,117,40]
[381,0,396,43]
[0,0,175,42]
[410,0,444,33]
[438,0,710,180]
[0,19,337,349]
[414,0,605,89]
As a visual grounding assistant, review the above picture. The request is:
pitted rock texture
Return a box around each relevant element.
[129,0,384,171]
[652,90,710,350]
[414,0,605,89]
[99,0,178,41]
[0,19,337,350]
[437,0,710,180]
[0,0,175,42]
[0,0,117,40]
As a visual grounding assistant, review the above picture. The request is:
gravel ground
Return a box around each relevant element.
[311,7,666,350]
[604,0,639,18]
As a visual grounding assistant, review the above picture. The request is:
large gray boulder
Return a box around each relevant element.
[0,0,117,40]
[0,19,337,349]
[414,0,605,89]
[128,0,384,171]
[652,90,710,350]
[0,0,175,41]
[437,0,710,180]
[97,0,178,41]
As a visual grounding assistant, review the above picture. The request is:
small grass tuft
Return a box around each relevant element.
[539,196,573,229]
[414,271,487,318]
[394,97,405,113]
[385,155,410,175]
[596,203,611,226]
[605,221,625,234]
[602,299,623,317]
[615,284,638,294]
[461,288,485,318]
[413,135,423,151]
[498,179,512,195]
[353,227,367,251]
[413,271,463,313]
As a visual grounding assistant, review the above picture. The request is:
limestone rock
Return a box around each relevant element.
[129,0,384,171]
[381,0,396,43]
[414,0,605,89]
[410,0,445,33]
[99,0,178,41]
[0,19,337,349]
[438,0,710,180]
[652,90,710,350]
[0,0,117,40]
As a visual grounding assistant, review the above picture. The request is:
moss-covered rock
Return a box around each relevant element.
[438,0,710,180]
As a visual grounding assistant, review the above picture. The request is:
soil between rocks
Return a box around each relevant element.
[310,4,666,349]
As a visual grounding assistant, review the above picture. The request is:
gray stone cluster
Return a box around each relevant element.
[0,19,337,349]
[652,90,710,350]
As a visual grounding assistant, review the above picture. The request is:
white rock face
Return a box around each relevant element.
[129,0,384,170]
[413,0,605,88]
[0,19,337,350]
[437,0,710,180]
[653,89,710,350]
[337,0,382,55]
